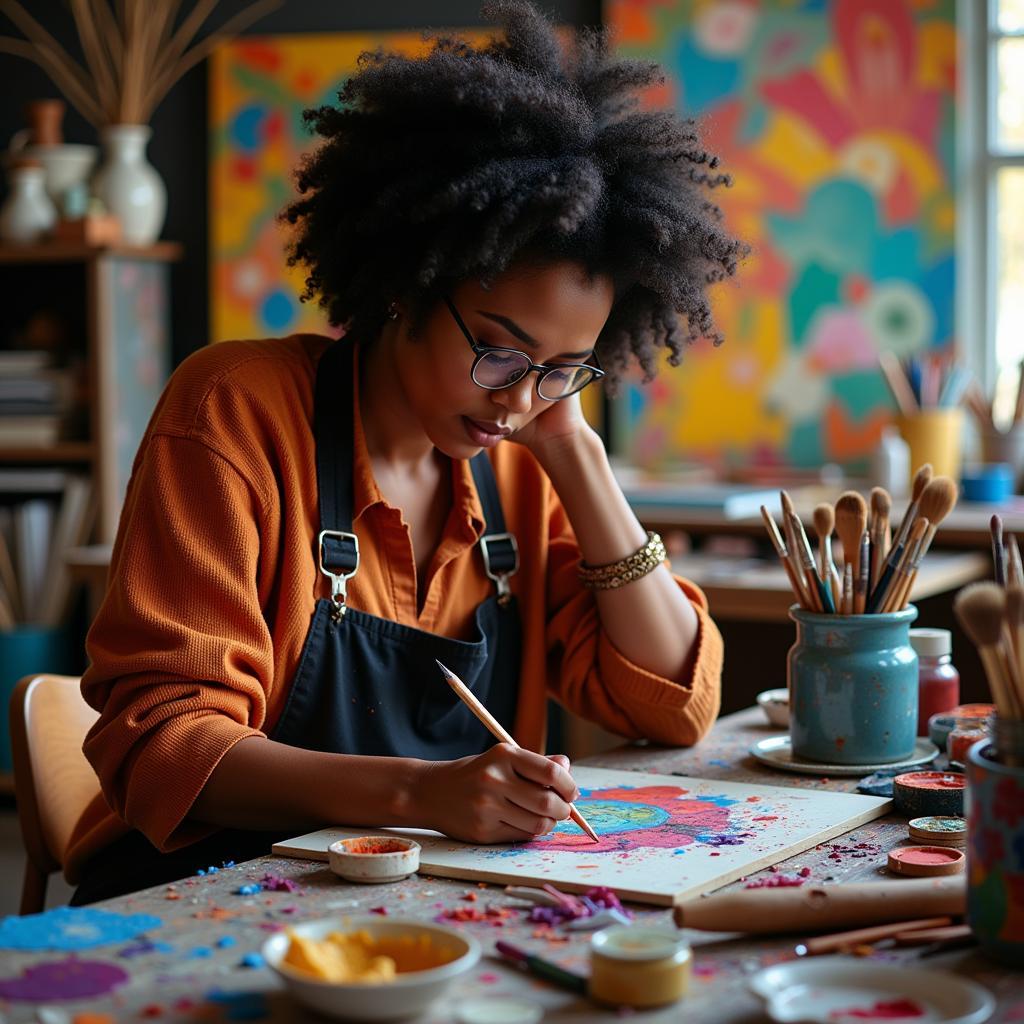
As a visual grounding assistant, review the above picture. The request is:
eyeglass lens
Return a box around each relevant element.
[473,350,595,399]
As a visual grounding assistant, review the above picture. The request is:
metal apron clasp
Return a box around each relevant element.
[318,529,360,621]
[479,532,519,607]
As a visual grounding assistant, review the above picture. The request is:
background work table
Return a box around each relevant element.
[2,709,1019,1022]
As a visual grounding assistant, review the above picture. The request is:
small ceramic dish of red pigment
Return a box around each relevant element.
[887,845,965,878]
[328,836,421,884]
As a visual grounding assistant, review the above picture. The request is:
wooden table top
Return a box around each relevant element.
[2,709,1018,1022]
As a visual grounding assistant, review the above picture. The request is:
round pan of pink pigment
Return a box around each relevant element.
[887,845,965,878]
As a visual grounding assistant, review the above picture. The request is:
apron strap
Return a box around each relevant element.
[314,340,519,605]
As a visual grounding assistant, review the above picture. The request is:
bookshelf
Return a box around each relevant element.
[0,241,182,542]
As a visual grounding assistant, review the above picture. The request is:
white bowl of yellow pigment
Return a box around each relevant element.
[263,915,480,1021]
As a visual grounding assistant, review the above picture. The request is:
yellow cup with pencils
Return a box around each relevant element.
[896,409,964,486]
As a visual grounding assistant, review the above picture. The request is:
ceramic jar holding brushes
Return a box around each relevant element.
[761,464,958,766]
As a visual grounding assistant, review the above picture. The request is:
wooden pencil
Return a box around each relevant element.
[434,659,600,843]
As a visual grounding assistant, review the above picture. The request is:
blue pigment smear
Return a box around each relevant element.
[217,937,238,949]
[206,991,269,1021]
[191,947,213,958]
[708,759,731,767]
[0,907,164,951]
[673,848,687,855]
[695,794,740,808]
[240,953,265,969]
[236,884,261,896]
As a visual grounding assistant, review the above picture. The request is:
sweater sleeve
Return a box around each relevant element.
[544,489,722,747]
[81,433,274,851]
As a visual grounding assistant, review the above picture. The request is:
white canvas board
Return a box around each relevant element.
[273,766,892,906]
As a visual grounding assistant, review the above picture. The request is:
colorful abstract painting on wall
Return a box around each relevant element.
[209,32,489,344]
[607,0,957,469]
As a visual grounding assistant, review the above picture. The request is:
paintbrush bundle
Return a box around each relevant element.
[760,464,958,616]
[878,353,971,416]
[953,579,1024,766]
[963,358,1024,439]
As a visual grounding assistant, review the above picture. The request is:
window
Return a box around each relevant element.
[983,0,1024,419]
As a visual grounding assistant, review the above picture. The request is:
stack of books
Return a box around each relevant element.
[0,350,73,447]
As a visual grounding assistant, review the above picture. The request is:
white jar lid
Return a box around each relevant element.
[909,628,952,656]
[591,924,689,961]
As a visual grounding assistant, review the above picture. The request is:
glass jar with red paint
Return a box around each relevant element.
[948,713,991,767]
[909,628,960,738]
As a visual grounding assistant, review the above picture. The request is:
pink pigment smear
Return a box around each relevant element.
[523,786,739,853]
[828,998,925,1019]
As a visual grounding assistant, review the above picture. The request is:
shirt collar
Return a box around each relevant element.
[349,343,486,538]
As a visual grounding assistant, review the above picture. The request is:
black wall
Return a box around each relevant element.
[0,1,601,366]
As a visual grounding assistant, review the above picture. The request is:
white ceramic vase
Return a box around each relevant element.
[0,163,57,243]
[92,124,166,245]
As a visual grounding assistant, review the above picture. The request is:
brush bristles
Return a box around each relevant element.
[917,477,958,526]
[835,491,867,519]
[912,464,933,501]
[813,503,834,537]
[870,487,891,521]
[955,582,1007,649]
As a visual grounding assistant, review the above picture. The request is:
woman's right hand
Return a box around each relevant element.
[417,744,580,844]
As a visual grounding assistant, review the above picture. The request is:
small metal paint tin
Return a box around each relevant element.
[589,926,690,1008]
[892,770,965,817]
[887,845,965,877]
[788,606,918,765]
[908,816,967,848]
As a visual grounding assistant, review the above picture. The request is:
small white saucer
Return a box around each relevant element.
[749,735,940,776]
[749,957,995,1024]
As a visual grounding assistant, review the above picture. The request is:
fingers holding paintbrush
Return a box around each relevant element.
[434,659,600,842]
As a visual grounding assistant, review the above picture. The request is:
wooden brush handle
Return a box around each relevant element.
[673,878,965,933]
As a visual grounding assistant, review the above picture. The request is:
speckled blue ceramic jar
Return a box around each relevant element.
[788,605,918,765]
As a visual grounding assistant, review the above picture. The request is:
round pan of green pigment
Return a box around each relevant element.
[908,816,967,848]
[893,771,965,817]
[887,845,965,878]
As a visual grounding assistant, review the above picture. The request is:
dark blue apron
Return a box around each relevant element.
[72,340,523,904]
[271,337,523,757]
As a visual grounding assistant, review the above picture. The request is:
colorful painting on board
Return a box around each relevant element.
[607,0,957,469]
[208,31,490,344]
[272,766,891,905]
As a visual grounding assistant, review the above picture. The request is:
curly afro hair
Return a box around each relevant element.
[282,1,746,384]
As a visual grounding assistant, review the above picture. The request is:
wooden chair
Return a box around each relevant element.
[9,674,100,914]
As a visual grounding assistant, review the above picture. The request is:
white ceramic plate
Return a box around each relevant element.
[749,735,940,776]
[749,957,995,1024]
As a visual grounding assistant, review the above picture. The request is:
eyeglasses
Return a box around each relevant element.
[445,296,605,401]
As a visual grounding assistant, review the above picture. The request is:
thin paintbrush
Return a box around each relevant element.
[992,514,1006,586]
[882,519,929,613]
[761,505,811,609]
[869,487,891,586]
[866,540,904,614]
[890,477,958,611]
[834,492,867,607]
[787,509,827,613]
[434,659,600,842]
[494,941,589,994]
[892,464,933,552]
[854,531,870,615]
[813,503,841,608]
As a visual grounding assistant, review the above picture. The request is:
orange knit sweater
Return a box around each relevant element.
[65,335,723,882]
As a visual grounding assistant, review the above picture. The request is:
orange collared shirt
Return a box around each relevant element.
[65,335,722,882]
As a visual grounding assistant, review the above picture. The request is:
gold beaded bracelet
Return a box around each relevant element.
[577,531,667,590]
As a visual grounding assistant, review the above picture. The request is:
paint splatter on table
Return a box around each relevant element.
[0,708,1013,1023]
